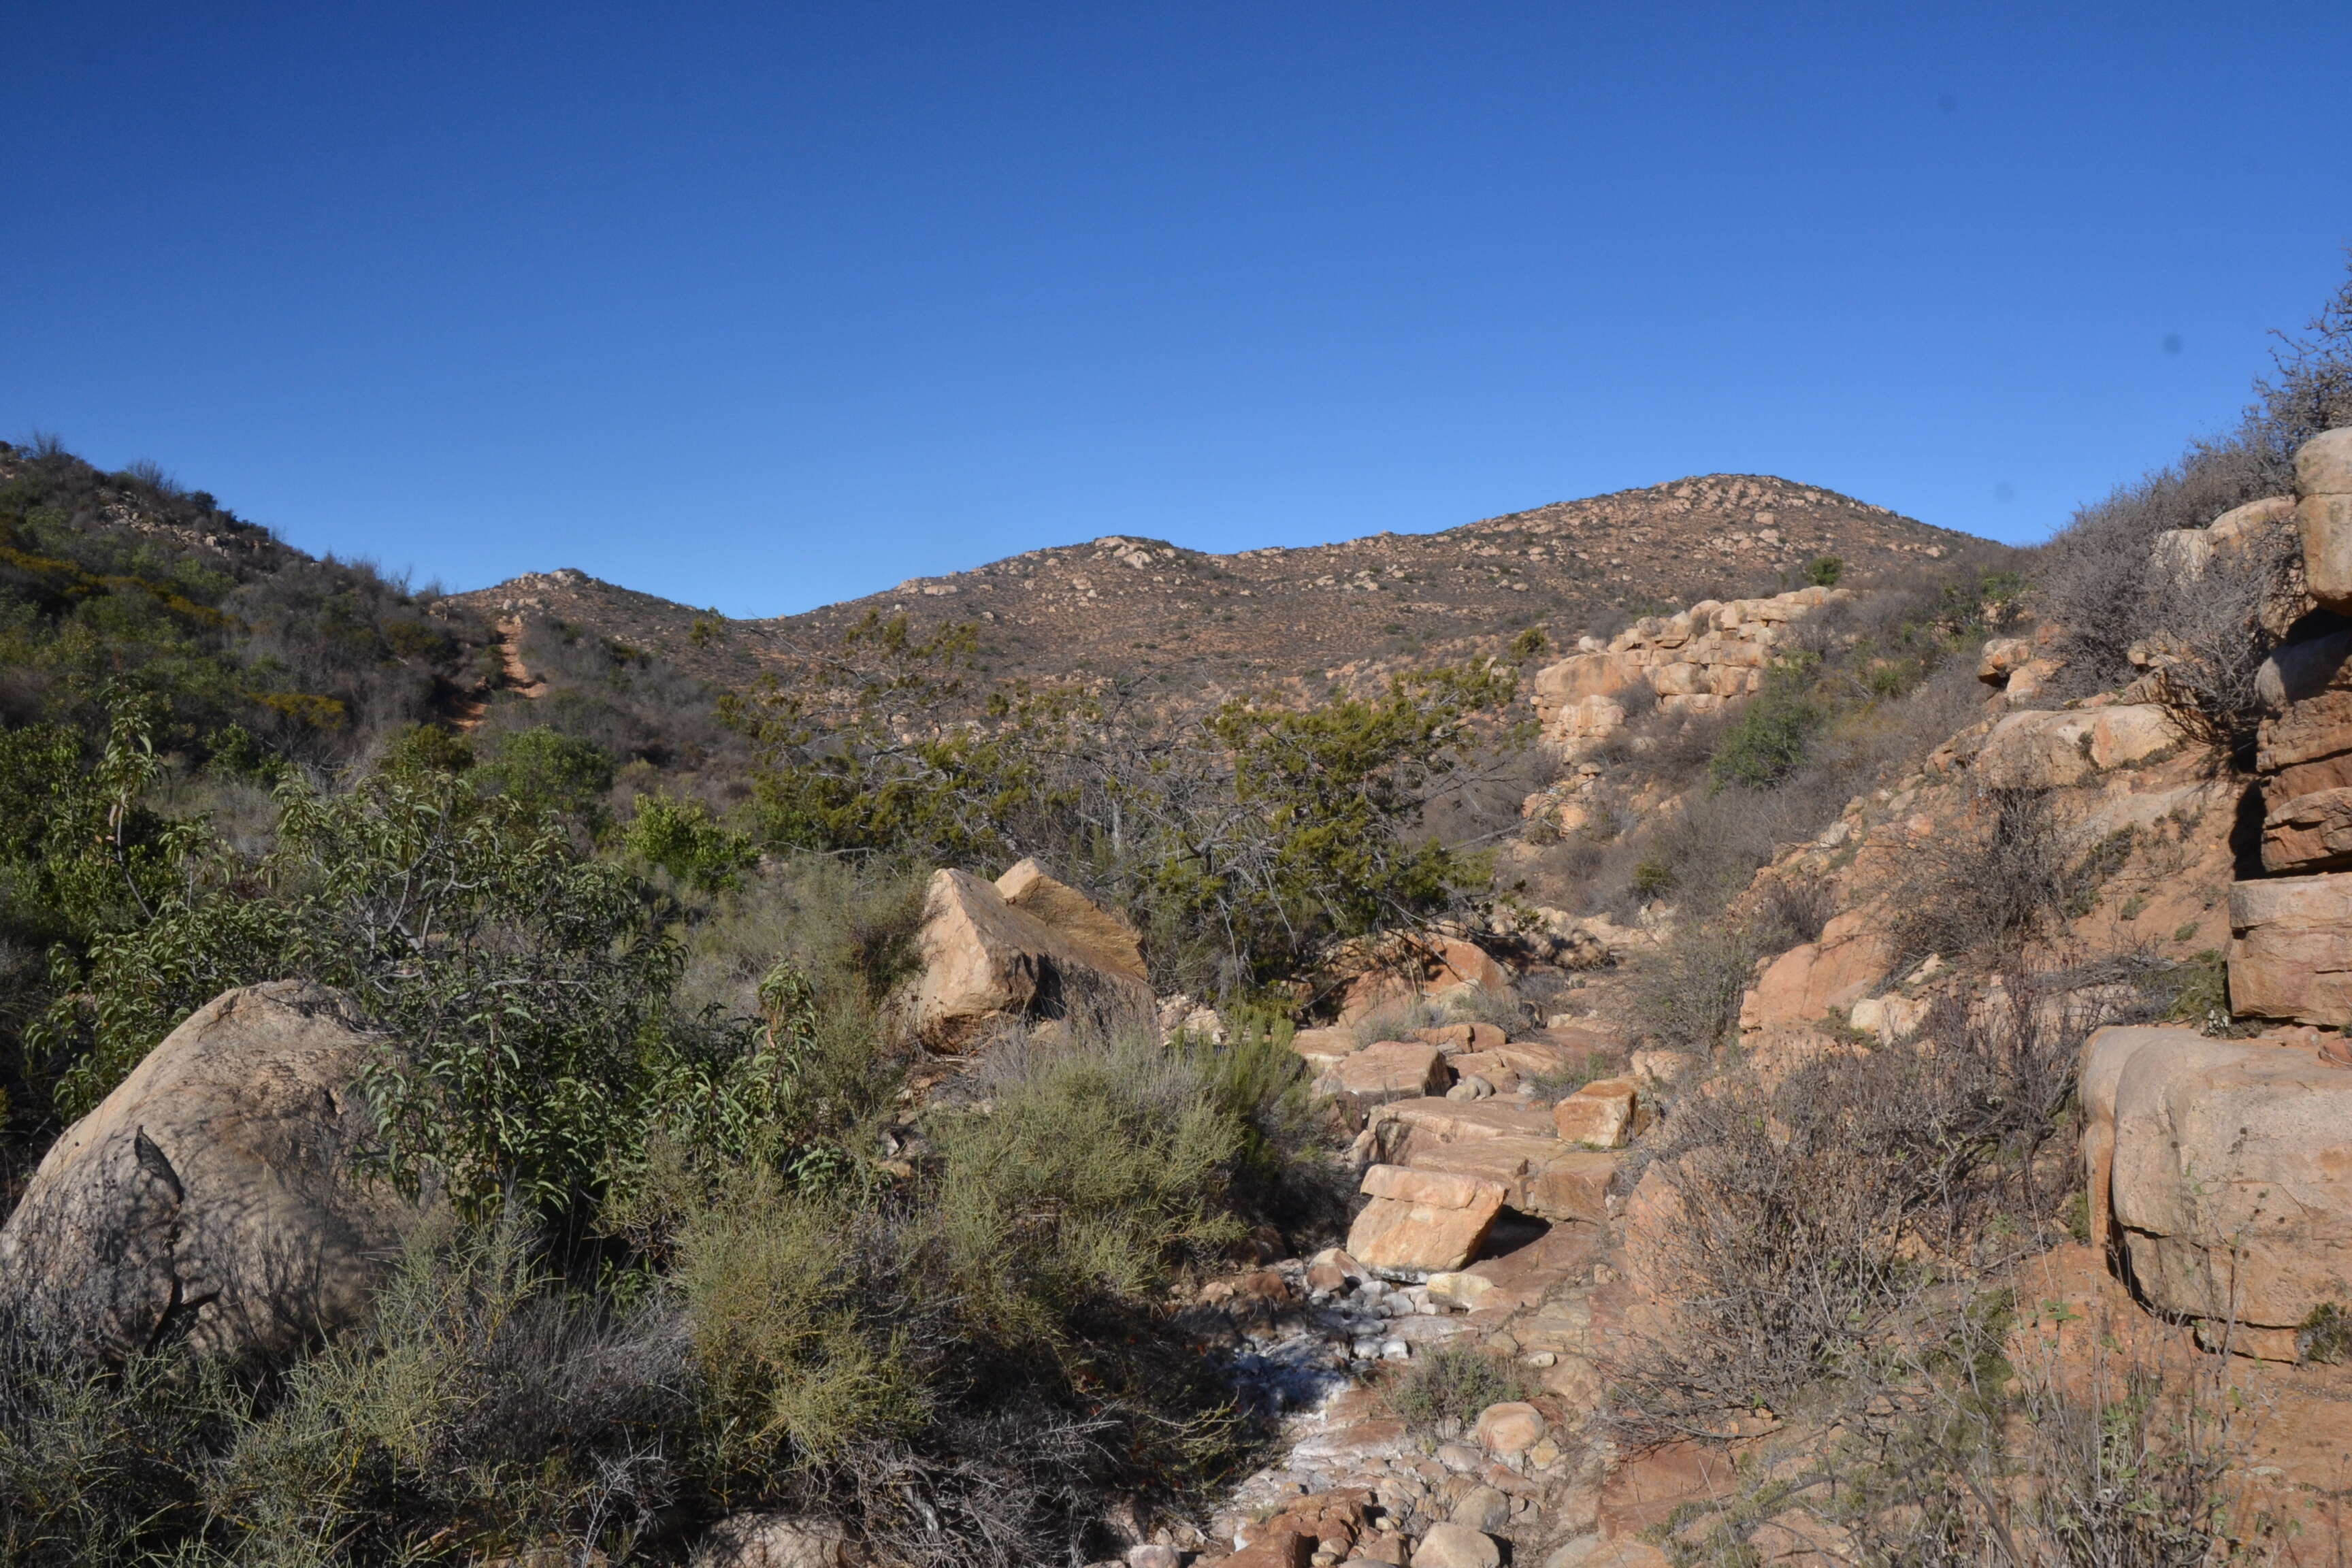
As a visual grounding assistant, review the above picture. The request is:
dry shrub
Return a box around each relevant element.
[1891,789,2091,966]
[1384,1344,1533,1443]
[1608,984,2078,1443]
[1849,1308,2261,1567]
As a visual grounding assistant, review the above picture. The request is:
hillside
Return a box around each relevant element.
[451,473,1976,702]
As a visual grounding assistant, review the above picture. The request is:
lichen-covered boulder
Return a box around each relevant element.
[0,981,420,1364]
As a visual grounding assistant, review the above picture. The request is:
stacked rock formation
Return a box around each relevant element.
[2232,431,2352,1025]
[1288,1020,1648,1275]
[1528,585,1852,751]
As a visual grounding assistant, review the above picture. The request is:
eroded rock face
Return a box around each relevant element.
[2229,872,2352,1026]
[0,981,420,1365]
[2082,1025,2352,1354]
[1971,705,2178,789]
[902,862,1152,1045]
[2296,427,2352,610]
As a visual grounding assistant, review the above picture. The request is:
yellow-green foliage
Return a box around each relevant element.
[680,1196,924,1469]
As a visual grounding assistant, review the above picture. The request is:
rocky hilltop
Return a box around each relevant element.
[450,474,1970,700]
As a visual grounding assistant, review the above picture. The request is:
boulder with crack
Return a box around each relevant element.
[0,981,423,1365]
[900,859,1152,1046]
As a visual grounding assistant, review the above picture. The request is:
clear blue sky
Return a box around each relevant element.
[7,2,2351,617]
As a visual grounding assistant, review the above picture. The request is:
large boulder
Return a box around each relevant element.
[2229,872,2352,1026]
[0,981,419,1365]
[2082,1025,2352,1356]
[901,862,1152,1046]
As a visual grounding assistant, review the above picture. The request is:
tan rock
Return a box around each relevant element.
[1346,1164,1506,1272]
[1413,1524,1501,1568]
[1738,912,1892,1032]
[0,981,421,1365]
[994,858,1145,978]
[1318,1040,1448,1105]
[1306,1246,1369,1292]
[1974,708,2097,788]
[689,1516,851,1568]
[1553,1078,1642,1149]
[1473,1400,1544,1454]
[904,868,1152,1045]
[2082,1024,2352,1344]
[2298,429,2352,611]
[1447,1051,1522,1092]
[1426,1271,1498,1311]
[1407,1137,1620,1223]
[1543,1540,1672,1568]
[1435,937,1511,994]
[1978,636,2032,685]
[2210,493,2298,544]
[2086,704,2178,770]
[1629,1048,1698,1088]
[1290,1026,1358,1072]
[2230,872,2352,1025]
[1367,1097,1561,1160]
[1414,1022,1505,1054]
[2261,786,2352,873]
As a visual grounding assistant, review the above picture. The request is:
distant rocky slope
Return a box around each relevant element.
[449,474,1975,702]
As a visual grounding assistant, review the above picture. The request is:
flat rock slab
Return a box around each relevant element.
[1346,1164,1506,1273]
[1318,1040,1448,1105]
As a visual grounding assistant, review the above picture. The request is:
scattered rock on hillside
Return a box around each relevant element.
[901,862,1152,1046]
[0,981,421,1365]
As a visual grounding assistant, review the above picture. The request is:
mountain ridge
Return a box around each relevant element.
[449,471,1980,702]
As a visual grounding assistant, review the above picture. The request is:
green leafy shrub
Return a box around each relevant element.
[475,725,615,828]
[623,790,757,891]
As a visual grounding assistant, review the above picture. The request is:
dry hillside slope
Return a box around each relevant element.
[451,473,1975,700]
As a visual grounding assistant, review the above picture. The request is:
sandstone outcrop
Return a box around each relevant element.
[1529,586,1852,749]
[0,981,421,1365]
[902,861,1152,1045]
[2296,427,2352,610]
[2081,1025,2352,1357]
[2228,871,2352,1026]
[1970,704,2178,789]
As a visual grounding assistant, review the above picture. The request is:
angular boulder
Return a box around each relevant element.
[2082,1024,2352,1354]
[1316,1039,1448,1105]
[1552,1077,1644,1149]
[1403,1136,1620,1223]
[1345,1164,1505,1273]
[0,981,420,1365]
[2229,872,2352,1026]
[902,864,1152,1045]
[1288,1026,1358,1073]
